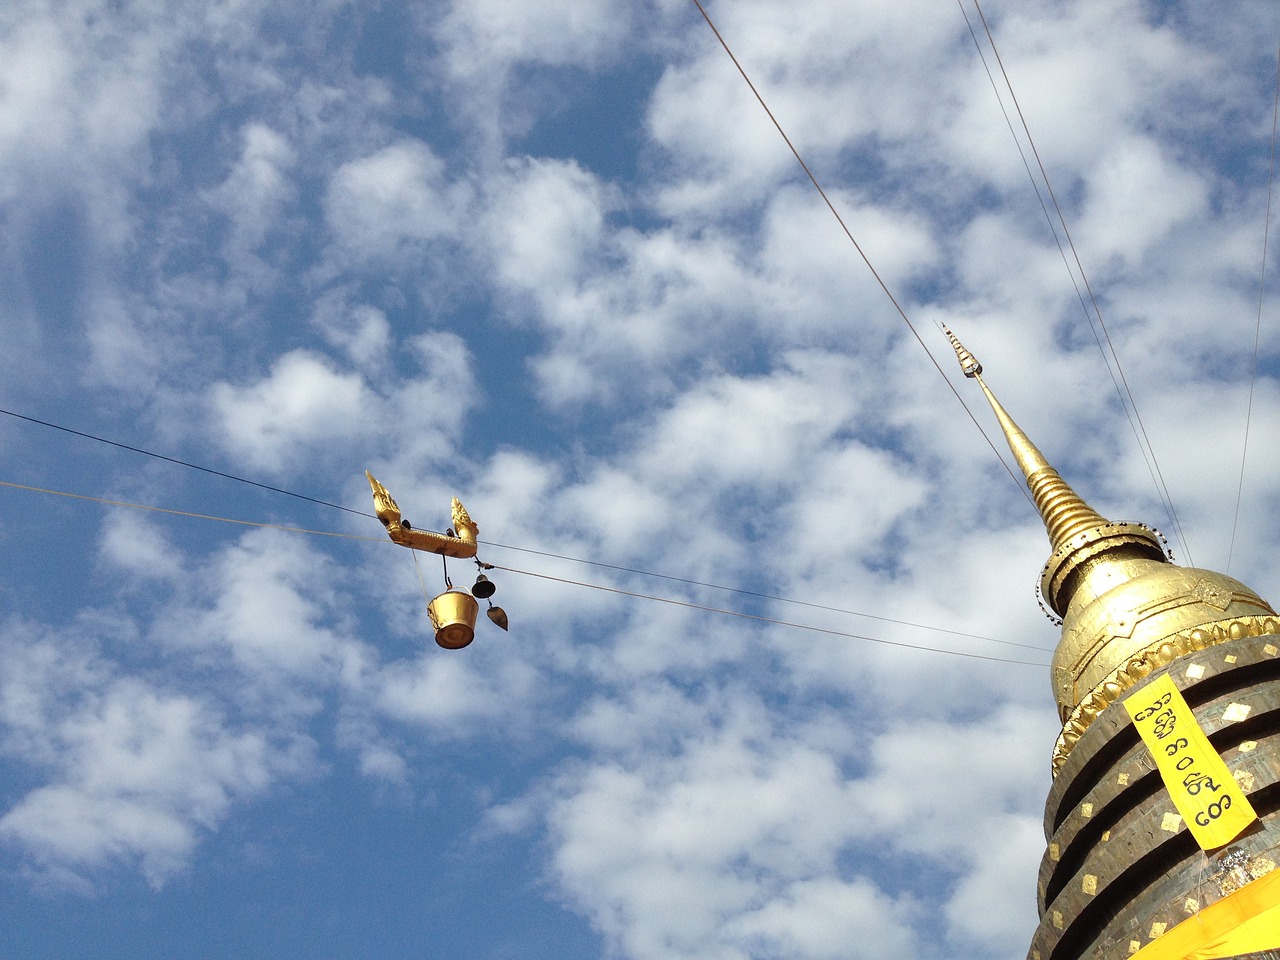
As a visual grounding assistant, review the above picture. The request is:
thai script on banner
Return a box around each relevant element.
[1124,673,1256,850]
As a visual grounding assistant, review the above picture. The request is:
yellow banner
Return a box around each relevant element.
[1128,867,1280,960]
[1123,673,1256,850]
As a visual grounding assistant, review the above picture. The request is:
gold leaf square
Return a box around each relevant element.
[1225,654,1238,664]
[1049,842,1060,861]
[1184,898,1199,914]
[1222,702,1252,723]
[1081,801,1094,819]
[1239,740,1258,753]
[1162,812,1183,832]
[1235,770,1256,791]
[1129,942,1141,955]
[1101,830,1111,842]
[1082,874,1098,895]
[1117,772,1130,786]
[1265,643,1277,657]
[1185,664,1205,680]
[1053,911,1063,930]
[1149,922,1167,938]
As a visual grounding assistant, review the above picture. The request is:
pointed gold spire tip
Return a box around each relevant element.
[940,324,1115,603]
[942,325,982,378]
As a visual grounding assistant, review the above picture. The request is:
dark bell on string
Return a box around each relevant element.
[471,574,496,599]
[486,603,509,631]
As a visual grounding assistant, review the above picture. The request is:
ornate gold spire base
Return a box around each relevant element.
[1052,613,1280,773]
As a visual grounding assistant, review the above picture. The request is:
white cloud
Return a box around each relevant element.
[207,122,296,255]
[634,354,862,490]
[537,687,1043,960]
[437,0,630,74]
[0,21,78,196]
[729,877,921,960]
[311,295,392,372]
[648,0,961,209]
[324,140,470,267]
[482,157,766,408]
[1077,136,1210,270]
[755,188,939,343]
[426,0,635,146]
[385,331,479,462]
[5,2,1280,958]
[188,528,355,680]
[372,650,498,726]
[0,625,306,889]
[99,509,186,582]
[0,6,166,202]
[967,2,1203,177]
[210,350,374,473]
[488,157,613,295]
[943,815,1047,950]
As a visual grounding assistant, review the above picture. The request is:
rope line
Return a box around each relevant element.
[1228,42,1280,574]
[490,564,1049,668]
[0,407,375,519]
[411,550,436,607]
[0,479,385,542]
[480,537,1050,652]
[967,0,1193,566]
[0,476,1047,661]
[956,1,1135,429]
[686,0,1034,508]
[0,409,1047,650]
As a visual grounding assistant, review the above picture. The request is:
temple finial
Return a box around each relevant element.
[942,326,1123,584]
[944,326,1057,495]
[942,328,1276,768]
[943,325,982,378]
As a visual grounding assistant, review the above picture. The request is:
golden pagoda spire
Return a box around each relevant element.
[943,327,1111,554]
[943,327,1277,770]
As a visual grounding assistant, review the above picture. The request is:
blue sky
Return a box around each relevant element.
[2,1,1279,958]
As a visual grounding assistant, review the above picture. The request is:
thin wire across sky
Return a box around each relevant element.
[0,414,1050,668]
[5,7,1274,673]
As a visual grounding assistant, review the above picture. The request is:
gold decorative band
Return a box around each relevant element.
[1052,616,1280,776]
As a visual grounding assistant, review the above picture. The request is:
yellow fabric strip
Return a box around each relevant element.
[1128,867,1280,960]
[1124,673,1257,850]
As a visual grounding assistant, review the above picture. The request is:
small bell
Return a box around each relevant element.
[471,574,496,599]
[486,603,509,632]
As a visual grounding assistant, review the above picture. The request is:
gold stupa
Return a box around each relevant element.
[944,329,1279,773]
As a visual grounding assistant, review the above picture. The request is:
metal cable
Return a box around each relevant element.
[968,0,1194,567]
[1,477,1046,660]
[480,537,1050,652]
[489,564,1049,667]
[0,479,384,541]
[1228,42,1280,573]
[0,406,375,519]
[686,0,1035,507]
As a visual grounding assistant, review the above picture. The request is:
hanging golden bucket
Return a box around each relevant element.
[427,589,479,649]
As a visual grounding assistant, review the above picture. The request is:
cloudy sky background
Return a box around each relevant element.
[2,1,1279,957]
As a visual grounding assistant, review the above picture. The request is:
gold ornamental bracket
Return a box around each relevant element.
[365,471,509,648]
[366,470,479,558]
